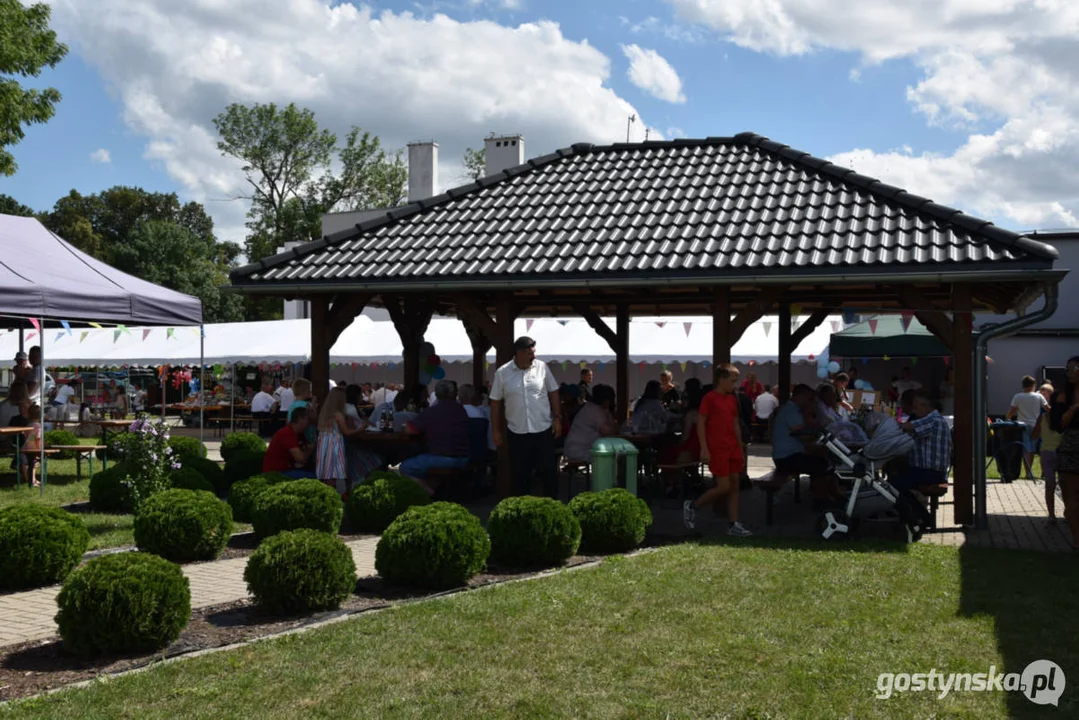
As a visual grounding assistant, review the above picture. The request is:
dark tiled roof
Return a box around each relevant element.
[231,133,1058,287]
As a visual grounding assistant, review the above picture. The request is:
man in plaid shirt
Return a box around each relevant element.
[896,391,952,490]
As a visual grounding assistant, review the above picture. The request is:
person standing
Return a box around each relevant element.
[1050,356,1079,550]
[1007,375,1049,471]
[1039,387,1065,523]
[490,336,561,497]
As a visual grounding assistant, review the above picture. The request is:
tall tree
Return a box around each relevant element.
[463,146,486,181]
[0,0,68,175]
[213,102,408,265]
[0,193,35,217]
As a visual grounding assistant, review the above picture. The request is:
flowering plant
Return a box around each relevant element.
[115,417,181,508]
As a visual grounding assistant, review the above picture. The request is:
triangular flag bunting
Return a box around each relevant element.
[868,318,878,335]
[79,331,89,343]
[526,318,534,332]
[88,322,102,329]
[142,329,152,341]
[60,320,72,336]
[167,328,176,340]
[28,318,40,331]
[900,311,914,332]
[883,354,891,361]
[762,322,772,337]
[830,321,840,333]
[638,362,646,371]
[561,362,568,370]
[119,324,130,335]
[679,362,687,372]
[701,361,710,368]
[579,362,587,369]
[113,330,122,343]
[861,357,868,365]
[683,322,692,337]
[790,303,802,317]
[191,327,200,336]
[655,322,666,329]
[54,331,64,343]
[911,357,918,365]
[26,331,36,342]
[557,320,568,327]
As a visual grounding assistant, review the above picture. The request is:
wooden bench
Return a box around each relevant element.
[753,470,802,526]
[47,445,108,481]
[917,482,950,530]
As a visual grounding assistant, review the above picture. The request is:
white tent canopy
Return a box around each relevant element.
[0,315,839,368]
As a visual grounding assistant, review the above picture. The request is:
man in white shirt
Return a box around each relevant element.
[489,336,561,497]
[754,384,780,421]
[459,383,496,452]
[274,380,295,416]
[51,379,79,420]
[1007,374,1049,468]
[26,346,44,397]
[892,367,922,399]
[251,380,277,413]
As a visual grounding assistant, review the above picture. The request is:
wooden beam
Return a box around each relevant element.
[574,303,619,352]
[326,293,371,345]
[729,287,785,343]
[616,306,629,422]
[894,286,954,350]
[385,295,433,389]
[494,293,515,499]
[952,284,974,526]
[712,286,731,367]
[460,315,492,390]
[777,304,792,404]
[310,297,331,404]
[790,307,833,348]
[453,294,500,341]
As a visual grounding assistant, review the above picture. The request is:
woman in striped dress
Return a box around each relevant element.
[317,388,380,496]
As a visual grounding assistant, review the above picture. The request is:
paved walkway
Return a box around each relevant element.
[0,537,378,649]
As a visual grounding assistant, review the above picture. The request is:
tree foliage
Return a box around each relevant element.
[0,193,36,217]
[0,0,68,176]
[463,146,486,181]
[213,102,408,265]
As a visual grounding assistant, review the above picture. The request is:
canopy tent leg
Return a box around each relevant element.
[199,327,205,449]
[230,364,235,434]
[39,318,45,496]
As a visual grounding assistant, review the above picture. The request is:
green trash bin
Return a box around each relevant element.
[590,438,639,495]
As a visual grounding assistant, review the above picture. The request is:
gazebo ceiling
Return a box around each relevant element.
[230,132,1063,314]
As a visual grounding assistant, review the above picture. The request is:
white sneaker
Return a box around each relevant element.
[728,522,752,537]
[682,500,696,530]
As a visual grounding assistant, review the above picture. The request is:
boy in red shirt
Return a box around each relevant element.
[684,363,752,536]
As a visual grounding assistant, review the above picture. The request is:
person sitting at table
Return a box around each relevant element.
[132,384,148,414]
[896,391,952,494]
[263,406,316,479]
[659,371,681,410]
[287,378,318,445]
[773,384,842,509]
[658,386,703,496]
[631,380,673,434]
[316,387,380,496]
[251,379,278,436]
[563,384,618,462]
[741,372,764,404]
[459,383,495,455]
[815,384,843,426]
[400,380,472,495]
[392,390,418,432]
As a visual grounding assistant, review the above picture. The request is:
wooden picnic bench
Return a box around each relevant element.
[754,469,802,526]
[47,445,109,481]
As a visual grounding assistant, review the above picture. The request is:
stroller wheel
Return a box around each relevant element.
[817,510,850,541]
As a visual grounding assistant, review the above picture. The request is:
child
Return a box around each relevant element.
[288,378,318,447]
[22,404,43,487]
[684,364,752,537]
[316,387,379,498]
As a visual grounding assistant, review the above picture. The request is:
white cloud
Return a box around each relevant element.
[89,148,111,163]
[666,0,1079,228]
[621,44,687,104]
[46,0,652,242]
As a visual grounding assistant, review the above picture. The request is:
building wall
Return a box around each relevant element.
[985,335,1075,414]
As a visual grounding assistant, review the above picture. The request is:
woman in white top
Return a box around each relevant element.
[563,385,617,462]
[630,380,673,435]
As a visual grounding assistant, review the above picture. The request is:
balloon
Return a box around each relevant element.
[828,361,840,374]
[817,367,829,379]
[428,354,441,366]
[853,379,866,390]
[432,366,446,380]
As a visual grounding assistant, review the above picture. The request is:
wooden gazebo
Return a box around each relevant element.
[230,133,1064,525]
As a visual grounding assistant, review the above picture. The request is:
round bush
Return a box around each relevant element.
[228,472,292,523]
[170,467,215,494]
[568,489,653,553]
[244,529,356,614]
[89,463,136,513]
[0,506,90,590]
[222,450,267,494]
[134,489,234,562]
[56,552,191,656]
[168,435,207,461]
[95,431,133,461]
[220,432,267,463]
[375,502,489,590]
[43,429,80,459]
[182,456,227,496]
[487,496,581,567]
[345,471,431,533]
[251,479,343,539]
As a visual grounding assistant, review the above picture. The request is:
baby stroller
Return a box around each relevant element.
[813,415,932,543]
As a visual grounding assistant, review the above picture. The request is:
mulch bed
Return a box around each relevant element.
[0,550,616,703]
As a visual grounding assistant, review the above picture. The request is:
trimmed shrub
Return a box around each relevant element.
[222,450,267,495]
[251,479,342,539]
[487,496,581,567]
[182,456,227,496]
[0,506,90,590]
[168,435,207,461]
[89,463,136,513]
[95,431,133,461]
[134,489,234,563]
[220,432,266,463]
[228,472,292,523]
[375,502,489,590]
[244,529,356,613]
[345,471,430,534]
[43,429,80,459]
[568,488,653,553]
[170,467,215,494]
[56,552,191,656]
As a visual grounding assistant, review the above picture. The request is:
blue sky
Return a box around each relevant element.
[3,0,1075,237]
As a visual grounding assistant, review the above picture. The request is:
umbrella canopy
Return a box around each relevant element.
[830,315,950,358]
[0,214,202,327]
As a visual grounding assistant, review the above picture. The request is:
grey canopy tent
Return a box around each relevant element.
[829,315,950,358]
[0,213,203,492]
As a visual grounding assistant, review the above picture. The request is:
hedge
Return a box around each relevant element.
[134,489,234,562]
[251,479,343,539]
[344,471,430,534]
[168,436,207,461]
[487,496,581,567]
[222,450,267,495]
[227,472,292,523]
[244,529,356,614]
[0,506,90,590]
[181,456,227,496]
[568,488,653,553]
[89,463,136,513]
[170,467,215,494]
[220,432,266,463]
[43,429,79,459]
[375,503,489,590]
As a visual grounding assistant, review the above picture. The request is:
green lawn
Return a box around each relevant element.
[985,454,1042,480]
[6,540,1075,719]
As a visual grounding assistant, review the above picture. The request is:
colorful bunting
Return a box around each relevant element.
[167,328,176,340]
[142,329,152,341]
[790,303,802,317]
[683,322,692,337]
[762,321,772,337]
[54,331,65,343]
[911,357,918,365]
[28,318,40,332]
[60,320,72,336]
[579,362,588,369]
[883,354,891,361]
[868,318,878,335]
[88,322,103,329]
[561,361,568,370]
[900,311,914,332]
[557,320,568,327]
[526,318,534,332]
[680,362,687,372]
[808,354,815,361]
[26,331,36,342]
[113,330,122,343]
[79,331,89,343]
[861,357,868,365]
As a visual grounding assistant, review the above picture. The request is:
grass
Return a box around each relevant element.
[985,454,1042,481]
[6,539,1076,719]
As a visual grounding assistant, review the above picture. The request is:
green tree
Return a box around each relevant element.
[463,146,486,181]
[213,102,408,265]
[0,193,35,216]
[0,0,68,175]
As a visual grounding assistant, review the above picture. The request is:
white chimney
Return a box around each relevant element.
[280,241,309,320]
[484,134,524,177]
[407,141,438,202]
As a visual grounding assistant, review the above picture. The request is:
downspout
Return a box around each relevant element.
[972,282,1059,529]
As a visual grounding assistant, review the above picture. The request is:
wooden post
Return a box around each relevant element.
[494,294,515,498]
[712,286,731,367]
[310,297,330,404]
[952,284,974,526]
[616,306,629,422]
[777,304,792,404]
[472,339,487,390]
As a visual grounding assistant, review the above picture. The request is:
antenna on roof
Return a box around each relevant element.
[645,128,650,142]
[626,114,636,142]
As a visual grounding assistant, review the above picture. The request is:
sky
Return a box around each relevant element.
[4,0,1079,245]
